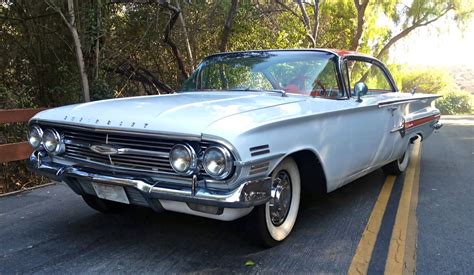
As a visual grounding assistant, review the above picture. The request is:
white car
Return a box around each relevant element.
[27,49,442,246]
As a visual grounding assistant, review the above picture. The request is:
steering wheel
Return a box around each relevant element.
[312,80,327,96]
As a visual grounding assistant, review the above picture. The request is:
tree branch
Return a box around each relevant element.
[161,2,189,80]
[219,0,239,52]
[275,0,306,26]
[350,0,369,51]
[106,62,173,94]
[312,0,321,47]
[45,0,90,102]
[375,6,453,59]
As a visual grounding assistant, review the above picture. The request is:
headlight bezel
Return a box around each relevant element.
[202,145,233,180]
[169,143,198,176]
[42,128,64,155]
[28,125,43,149]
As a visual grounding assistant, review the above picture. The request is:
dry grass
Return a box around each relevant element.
[448,66,474,95]
[0,161,48,194]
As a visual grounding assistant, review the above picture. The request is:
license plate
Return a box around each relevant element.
[91,182,130,204]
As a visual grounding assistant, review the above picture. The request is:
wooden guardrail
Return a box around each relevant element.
[0,109,46,163]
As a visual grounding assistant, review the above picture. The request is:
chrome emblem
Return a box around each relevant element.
[90,144,119,155]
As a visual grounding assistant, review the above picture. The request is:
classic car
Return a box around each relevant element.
[27,49,442,247]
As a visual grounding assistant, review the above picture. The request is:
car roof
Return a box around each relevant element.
[206,48,372,59]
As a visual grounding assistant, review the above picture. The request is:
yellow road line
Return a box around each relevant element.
[385,140,422,274]
[348,175,397,275]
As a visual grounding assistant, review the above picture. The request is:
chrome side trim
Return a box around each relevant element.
[378,95,441,108]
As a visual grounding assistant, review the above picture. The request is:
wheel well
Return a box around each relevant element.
[289,150,327,195]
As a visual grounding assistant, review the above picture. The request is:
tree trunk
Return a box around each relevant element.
[312,0,320,47]
[296,0,316,47]
[66,0,90,102]
[175,0,194,70]
[219,0,239,52]
[94,0,101,80]
[350,0,369,51]
[162,3,189,80]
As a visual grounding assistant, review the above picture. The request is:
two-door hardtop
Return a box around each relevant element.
[27,49,441,246]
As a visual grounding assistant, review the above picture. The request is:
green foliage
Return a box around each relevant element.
[91,79,114,101]
[400,68,455,94]
[436,90,473,115]
[318,0,355,48]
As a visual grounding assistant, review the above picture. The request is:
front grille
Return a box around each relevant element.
[48,125,210,177]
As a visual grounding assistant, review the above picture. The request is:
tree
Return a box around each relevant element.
[276,0,322,47]
[350,0,369,51]
[46,0,91,102]
[219,0,239,52]
[348,0,474,59]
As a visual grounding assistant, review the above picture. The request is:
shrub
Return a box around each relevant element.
[436,90,473,115]
[400,68,455,94]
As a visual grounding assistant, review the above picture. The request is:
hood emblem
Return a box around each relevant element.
[90,144,119,155]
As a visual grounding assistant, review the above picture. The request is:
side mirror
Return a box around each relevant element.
[354,82,368,103]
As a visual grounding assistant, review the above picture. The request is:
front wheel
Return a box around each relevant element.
[250,157,301,247]
[382,142,413,175]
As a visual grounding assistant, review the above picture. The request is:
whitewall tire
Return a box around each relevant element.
[382,142,413,175]
[251,157,301,247]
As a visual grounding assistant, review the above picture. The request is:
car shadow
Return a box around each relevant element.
[33,169,387,272]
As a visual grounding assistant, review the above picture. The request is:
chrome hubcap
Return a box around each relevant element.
[269,170,292,226]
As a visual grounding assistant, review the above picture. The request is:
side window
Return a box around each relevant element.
[346,60,393,95]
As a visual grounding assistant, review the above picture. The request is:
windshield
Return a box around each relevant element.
[180,51,343,98]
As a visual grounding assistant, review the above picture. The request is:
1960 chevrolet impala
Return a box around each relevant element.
[27,49,442,246]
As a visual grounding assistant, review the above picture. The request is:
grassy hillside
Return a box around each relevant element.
[447,66,474,95]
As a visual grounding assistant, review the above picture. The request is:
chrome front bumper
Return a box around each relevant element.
[27,152,272,209]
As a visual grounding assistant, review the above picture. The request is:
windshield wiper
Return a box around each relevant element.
[228,87,287,97]
[266,89,287,97]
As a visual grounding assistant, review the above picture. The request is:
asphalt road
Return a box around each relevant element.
[0,116,472,274]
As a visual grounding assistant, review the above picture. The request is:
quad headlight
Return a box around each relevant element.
[28,125,43,149]
[169,144,198,175]
[42,129,64,155]
[202,146,233,180]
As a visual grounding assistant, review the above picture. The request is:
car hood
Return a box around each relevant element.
[32,92,305,136]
